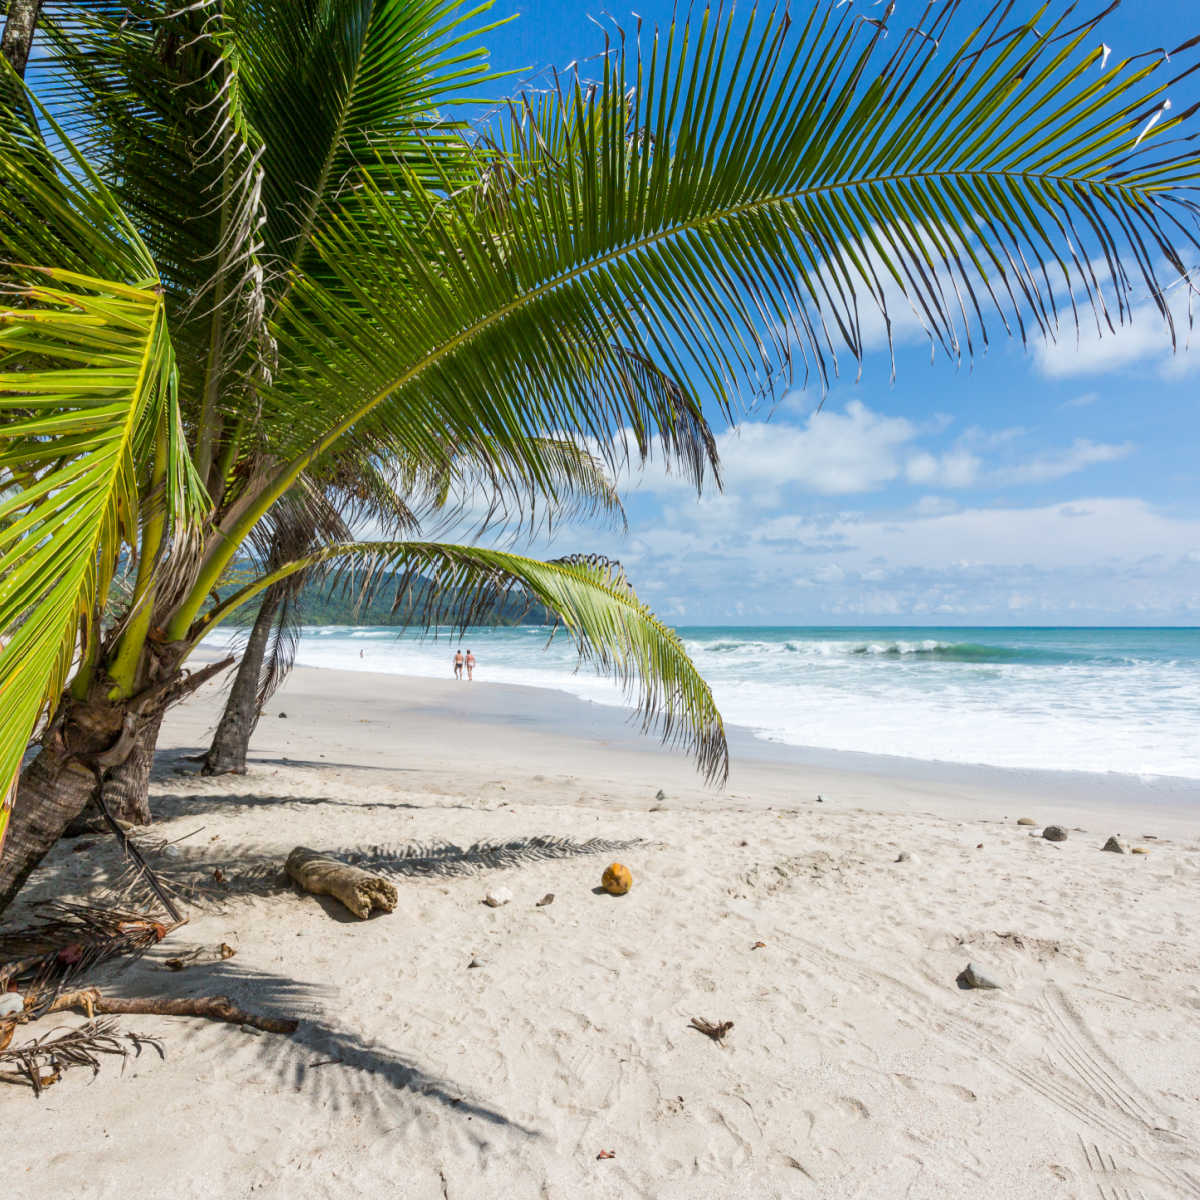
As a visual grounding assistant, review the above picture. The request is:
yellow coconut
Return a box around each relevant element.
[601,862,633,895]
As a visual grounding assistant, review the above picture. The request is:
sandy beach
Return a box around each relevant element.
[5,665,1200,1199]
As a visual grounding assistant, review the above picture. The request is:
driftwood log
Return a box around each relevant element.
[285,847,397,919]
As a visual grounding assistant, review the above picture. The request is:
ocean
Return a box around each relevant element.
[247,625,1200,781]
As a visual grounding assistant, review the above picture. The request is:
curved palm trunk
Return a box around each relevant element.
[0,650,231,915]
[202,587,282,776]
[0,691,160,912]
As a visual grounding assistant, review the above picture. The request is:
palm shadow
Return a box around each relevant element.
[143,834,646,909]
[56,954,537,1135]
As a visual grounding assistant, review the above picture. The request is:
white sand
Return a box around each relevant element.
[4,666,1199,1199]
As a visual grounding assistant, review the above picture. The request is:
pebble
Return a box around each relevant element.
[467,957,484,969]
[960,963,1001,990]
[1131,846,1150,855]
[278,712,287,719]
[1101,836,1127,854]
[535,893,555,907]
[0,993,23,1017]
[1017,818,1038,826]
[484,887,513,908]
[895,851,918,864]
[655,789,667,802]
[1042,825,1068,842]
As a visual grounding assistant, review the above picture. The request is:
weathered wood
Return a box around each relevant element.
[285,846,397,919]
[49,987,298,1034]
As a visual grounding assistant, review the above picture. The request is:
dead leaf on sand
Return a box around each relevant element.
[689,1017,734,1045]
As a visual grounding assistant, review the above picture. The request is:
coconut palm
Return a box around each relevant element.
[200,436,626,778]
[2,0,1199,913]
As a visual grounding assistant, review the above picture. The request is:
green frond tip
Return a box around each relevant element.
[195,542,730,785]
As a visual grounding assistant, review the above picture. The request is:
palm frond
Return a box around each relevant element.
[0,76,206,846]
[0,1018,153,1096]
[196,541,729,782]
[260,1,1200,488]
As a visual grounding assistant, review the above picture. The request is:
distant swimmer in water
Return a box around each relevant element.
[465,649,476,681]
[359,648,364,659]
[454,649,464,679]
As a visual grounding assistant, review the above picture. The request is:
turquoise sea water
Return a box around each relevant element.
[259,625,1200,779]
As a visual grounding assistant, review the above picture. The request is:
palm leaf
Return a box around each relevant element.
[0,77,204,848]
[195,542,729,783]
[264,2,1200,466]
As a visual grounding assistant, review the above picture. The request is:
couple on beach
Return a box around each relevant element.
[454,649,476,681]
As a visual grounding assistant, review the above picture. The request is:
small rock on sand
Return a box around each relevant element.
[1042,825,1068,842]
[484,887,513,908]
[1102,836,1127,854]
[1017,818,1037,826]
[1131,846,1150,855]
[895,851,918,864]
[535,893,555,906]
[467,957,484,968]
[960,963,1001,990]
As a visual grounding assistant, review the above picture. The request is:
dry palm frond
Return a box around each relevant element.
[0,1018,160,1096]
[0,901,173,1020]
[104,830,199,915]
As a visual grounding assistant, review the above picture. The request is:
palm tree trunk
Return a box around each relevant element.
[0,690,144,913]
[0,652,231,916]
[1,0,44,77]
[202,588,283,776]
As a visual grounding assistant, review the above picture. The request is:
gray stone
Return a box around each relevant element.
[483,887,512,908]
[960,963,1001,990]
[1042,825,1068,842]
[1017,817,1037,826]
[655,789,667,802]
[535,893,555,907]
[895,851,918,864]
[1101,836,1127,854]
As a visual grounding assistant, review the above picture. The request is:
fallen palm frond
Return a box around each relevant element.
[0,901,175,1020]
[104,829,202,915]
[0,1018,160,1096]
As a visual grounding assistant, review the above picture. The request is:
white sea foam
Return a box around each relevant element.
[214,625,1200,779]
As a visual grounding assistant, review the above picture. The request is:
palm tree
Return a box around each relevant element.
[200,437,627,777]
[2,0,1198,913]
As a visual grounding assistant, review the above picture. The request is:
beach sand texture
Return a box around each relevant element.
[4,667,1199,1199]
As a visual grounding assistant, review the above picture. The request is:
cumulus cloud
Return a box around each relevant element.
[626,401,1128,500]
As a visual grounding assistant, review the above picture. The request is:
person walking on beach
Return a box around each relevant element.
[453,649,464,679]
[465,650,476,681]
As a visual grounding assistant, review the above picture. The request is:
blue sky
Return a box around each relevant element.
[469,1,1200,625]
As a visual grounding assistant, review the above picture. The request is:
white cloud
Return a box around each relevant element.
[626,402,1129,500]
[1034,292,1198,380]
[991,438,1132,485]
